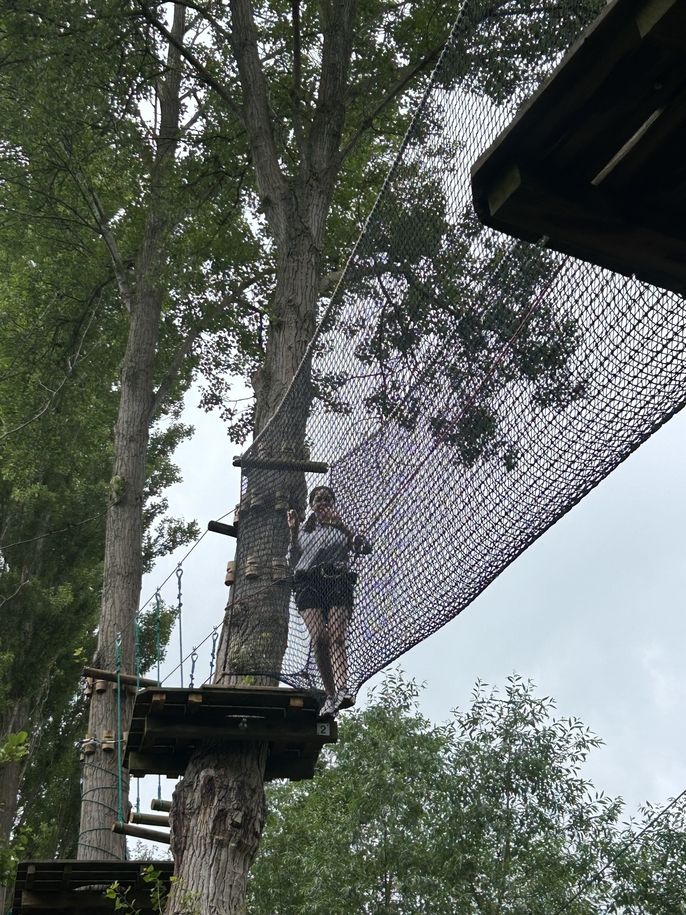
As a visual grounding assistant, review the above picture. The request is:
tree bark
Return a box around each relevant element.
[77,3,186,862]
[168,741,268,915]
[77,285,161,860]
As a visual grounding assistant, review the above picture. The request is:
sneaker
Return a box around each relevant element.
[333,688,355,712]
[319,696,336,718]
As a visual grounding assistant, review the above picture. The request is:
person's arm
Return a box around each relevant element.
[326,507,353,542]
[286,509,302,569]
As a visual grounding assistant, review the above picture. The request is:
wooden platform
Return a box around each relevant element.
[471,0,686,295]
[12,860,173,913]
[124,686,337,782]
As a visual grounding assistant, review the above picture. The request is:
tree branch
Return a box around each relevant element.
[169,0,233,42]
[308,1,357,187]
[290,0,306,160]
[150,269,274,420]
[66,160,135,311]
[134,0,244,124]
[229,0,288,237]
[149,325,201,420]
[338,40,446,166]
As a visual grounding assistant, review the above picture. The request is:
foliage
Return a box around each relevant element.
[0,733,28,767]
[249,673,686,914]
[0,733,30,888]
[106,866,199,915]
[0,0,620,893]
[0,0,249,866]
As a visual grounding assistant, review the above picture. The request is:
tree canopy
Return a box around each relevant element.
[249,674,686,915]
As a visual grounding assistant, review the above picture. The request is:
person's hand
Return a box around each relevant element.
[287,509,299,530]
[353,533,372,555]
[327,507,341,525]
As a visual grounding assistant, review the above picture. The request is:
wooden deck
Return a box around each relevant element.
[12,860,173,913]
[124,685,337,782]
[471,0,686,295]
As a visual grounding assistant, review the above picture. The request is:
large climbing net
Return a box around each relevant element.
[226,0,686,695]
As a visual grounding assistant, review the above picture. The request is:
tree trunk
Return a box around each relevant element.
[0,699,30,914]
[168,741,268,915]
[167,3,356,909]
[167,227,322,915]
[77,3,185,861]
[77,284,160,861]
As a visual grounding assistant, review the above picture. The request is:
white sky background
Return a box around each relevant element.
[137,380,686,847]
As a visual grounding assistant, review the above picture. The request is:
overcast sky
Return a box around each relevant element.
[138,382,686,832]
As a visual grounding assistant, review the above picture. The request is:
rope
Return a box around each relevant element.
[94,508,232,667]
[176,564,184,687]
[77,758,121,858]
[155,590,162,686]
[550,787,686,915]
[114,633,124,827]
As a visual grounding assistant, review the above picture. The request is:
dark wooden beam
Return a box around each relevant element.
[112,822,171,844]
[82,666,158,688]
[130,811,170,827]
[150,798,172,812]
[233,455,329,473]
[207,520,237,537]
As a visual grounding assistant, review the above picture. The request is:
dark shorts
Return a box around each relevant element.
[293,567,357,617]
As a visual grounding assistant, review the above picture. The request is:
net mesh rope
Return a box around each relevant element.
[226,0,686,695]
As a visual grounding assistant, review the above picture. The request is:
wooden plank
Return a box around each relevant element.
[207,520,237,537]
[636,0,680,37]
[112,822,170,845]
[601,84,686,190]
[128,738,334,781]
[550,60,674,182]
[14,861,174,914]
[130,812,170,828]
[19,889,113,910]
[472,0,648,179]
[128,751,186,778]
[233,455,329,473]
[472,0,686,282]
[142,716,328,745]
[150,692,166,713]
[150,798,172,812]
[83,667,158,688]
[481,165,686,293]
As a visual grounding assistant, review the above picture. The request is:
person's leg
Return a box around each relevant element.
[328,604,352,707]
[300,607,335,698]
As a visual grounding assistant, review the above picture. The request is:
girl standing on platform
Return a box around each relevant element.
[287,486,368,717]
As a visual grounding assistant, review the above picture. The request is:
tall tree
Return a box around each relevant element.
[156,4,460,909]
[249,674,686,915]
[0,178,193,902]
[0,0,257,868]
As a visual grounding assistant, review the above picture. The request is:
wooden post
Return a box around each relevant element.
[112,822,170,844]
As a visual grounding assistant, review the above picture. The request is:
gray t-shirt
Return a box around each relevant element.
[287,522,349,574]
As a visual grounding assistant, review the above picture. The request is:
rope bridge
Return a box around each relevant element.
[226,0,686,697]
